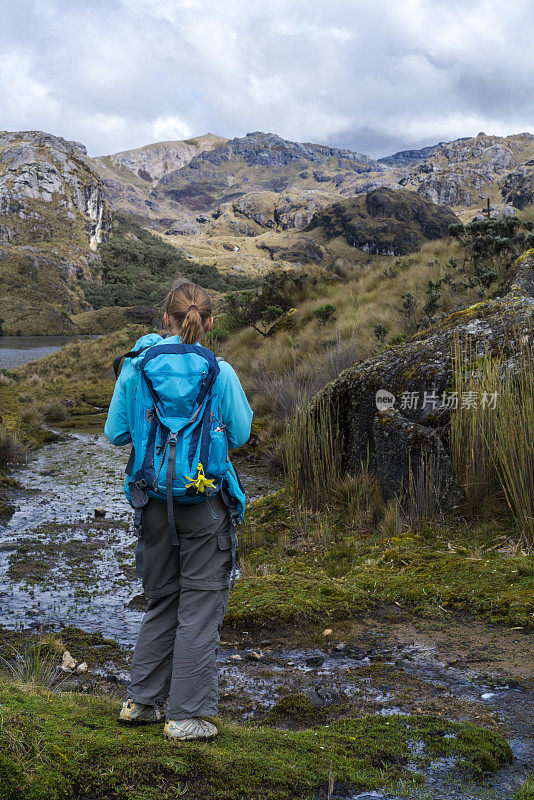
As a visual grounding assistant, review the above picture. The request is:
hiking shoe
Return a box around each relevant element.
[163,718,218,741]
[119,699,162,724]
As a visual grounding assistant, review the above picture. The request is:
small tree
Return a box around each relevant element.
[226,270,317,336]
[373,322,389,342]
[313,304,336,324]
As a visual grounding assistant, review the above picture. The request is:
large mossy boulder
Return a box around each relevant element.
[308,187,458,255]
[315,250,534,507]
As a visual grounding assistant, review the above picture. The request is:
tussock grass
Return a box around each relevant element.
[402,453,446,529]
[0,430,26,468]
[451,334,534,547]
[0,641,61,686]
[283,398,341,512]
[41,400,69,423]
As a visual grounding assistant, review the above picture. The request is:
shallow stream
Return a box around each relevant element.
[0,431,532,800]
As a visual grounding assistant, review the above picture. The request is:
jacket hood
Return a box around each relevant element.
[128,333,165,370]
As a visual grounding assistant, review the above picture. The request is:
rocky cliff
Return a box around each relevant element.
[96,130,532,275]
[396,132,534,211]
[102,134,227,183]
[0,131,111,334]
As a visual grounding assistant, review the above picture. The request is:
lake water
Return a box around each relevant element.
[0,336,76,369]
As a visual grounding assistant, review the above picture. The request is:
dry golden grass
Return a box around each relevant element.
[220,237,464,406]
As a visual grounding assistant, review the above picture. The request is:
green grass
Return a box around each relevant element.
[516,774,534,799]
[0,680,513,800]
[230,491,534,628]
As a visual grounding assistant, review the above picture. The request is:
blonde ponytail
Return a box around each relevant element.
[163,280,212,344]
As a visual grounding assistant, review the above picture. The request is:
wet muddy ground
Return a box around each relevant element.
[0,431,275,643]
[1,432,533,799]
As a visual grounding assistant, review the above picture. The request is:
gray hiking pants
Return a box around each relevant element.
[128,493,233,720]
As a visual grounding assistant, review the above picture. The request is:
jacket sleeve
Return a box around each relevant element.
[217,361,253,449]
[104,368,133,446]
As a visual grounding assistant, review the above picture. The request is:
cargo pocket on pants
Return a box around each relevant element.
[213,530,232,583]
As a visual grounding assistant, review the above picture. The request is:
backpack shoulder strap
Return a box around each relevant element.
[113,345,151,379]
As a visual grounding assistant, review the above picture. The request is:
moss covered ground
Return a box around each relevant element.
[0,679,513,800]
[516,775,534,799]
[228,490,534,629]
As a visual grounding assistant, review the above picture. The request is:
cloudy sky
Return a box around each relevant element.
[0,0,532,158]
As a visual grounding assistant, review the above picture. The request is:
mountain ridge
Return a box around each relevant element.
[0,127,533,334]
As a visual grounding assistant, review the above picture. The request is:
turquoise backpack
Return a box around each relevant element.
[114,339,232,548]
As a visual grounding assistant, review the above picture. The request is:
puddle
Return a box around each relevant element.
[215,639,533,799]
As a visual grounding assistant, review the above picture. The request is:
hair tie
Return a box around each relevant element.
[188,304,198,311]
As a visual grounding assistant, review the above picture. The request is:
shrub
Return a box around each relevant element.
[225,270,318,336]
[449,216,534,285]
[82,212,254,309]
[373,323,389,342]
[388,333,407,346]
[313,303,336,324]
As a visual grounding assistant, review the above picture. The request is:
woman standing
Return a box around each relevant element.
[105,280,252,741]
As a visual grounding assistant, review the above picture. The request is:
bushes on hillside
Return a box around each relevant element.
[82,213,254,309]
[449,216,534,289]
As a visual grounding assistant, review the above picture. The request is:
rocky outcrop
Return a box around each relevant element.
[378,141,454,167]
[500,160,534,209]
[151,131,389,217]
[164,220,199,236]
[472,203,519,221]
[210,189,334,236]
[195,131,382,169]
[373,409,462,510]
[397,132,533,208]
[102,134,227,183]
[0,131,111,249]
[314,249,534,507]
[0,131,113,334]
[308,188,458,255]
[257,234,324,263]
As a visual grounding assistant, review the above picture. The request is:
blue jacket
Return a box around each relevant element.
[104,333,253,517]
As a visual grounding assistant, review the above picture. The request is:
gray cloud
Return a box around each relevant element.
[0,0,532,158]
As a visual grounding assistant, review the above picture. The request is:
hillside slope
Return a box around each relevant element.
[0,131,111,334]
[92,133,228,219]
